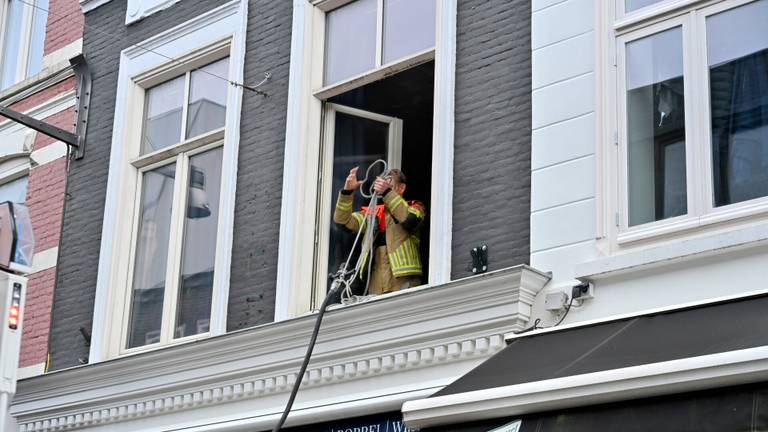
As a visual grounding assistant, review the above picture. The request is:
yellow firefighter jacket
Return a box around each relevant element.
[334,190,426,293]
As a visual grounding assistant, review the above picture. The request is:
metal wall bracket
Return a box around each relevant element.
[70,54,91,159]
[471,244,488,275]
[0,55,91,159]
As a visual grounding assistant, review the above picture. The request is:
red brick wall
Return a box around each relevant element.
[19,268,57,368]
[11,0,81,373]
[27,157,68,252]
[44,0,84,55]
[7,77,76,113]
[18,128,70,369]
[29,108,76,151]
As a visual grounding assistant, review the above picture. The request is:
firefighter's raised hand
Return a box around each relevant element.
[344,167,362,191]
[373,176,393,194]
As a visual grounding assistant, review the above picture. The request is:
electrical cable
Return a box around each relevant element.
[553,296,574,327]
[16,0,270,95]
[512,318,541,335]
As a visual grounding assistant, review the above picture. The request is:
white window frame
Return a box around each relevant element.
[89,1,247,362]
[601,0,768,250]
[0,0,45,88]
[275,0,456,319]
[119,52,229,355]
[314,103,403,303]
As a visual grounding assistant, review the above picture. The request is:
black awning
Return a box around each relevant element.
[434,293,768,397]
[426,381,768,432]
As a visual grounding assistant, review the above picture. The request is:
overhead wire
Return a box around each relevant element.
[16,0,270,96]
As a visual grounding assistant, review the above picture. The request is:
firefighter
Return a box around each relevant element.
[334,167,426,295]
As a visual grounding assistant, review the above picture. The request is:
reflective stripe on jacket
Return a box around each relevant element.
[333,190,426,279]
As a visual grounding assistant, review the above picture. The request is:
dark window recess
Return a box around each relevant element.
[327,60,434,296]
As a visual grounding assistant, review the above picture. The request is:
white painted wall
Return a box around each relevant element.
[530,0,601,316]
[529,0,768,326]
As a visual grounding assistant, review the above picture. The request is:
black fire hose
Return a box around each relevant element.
[271,279,344,432]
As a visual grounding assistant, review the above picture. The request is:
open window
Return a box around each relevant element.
[278,0,455,317]
[318,103,402,290]
[315,61,435,302]
[310,0,436,304]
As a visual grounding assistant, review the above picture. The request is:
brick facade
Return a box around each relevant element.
[0,0,83,373]
[44,0,84,55]
[51,0,230,370]
[50,0,533,368]
[451,0,532,277]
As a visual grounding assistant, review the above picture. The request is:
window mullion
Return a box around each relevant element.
[16,0,35,80]
[375,0,383,67]
[0,2,8,69]
[179,71,192,144]
[159,153,189,344]
[692,8,714,216]
[119,168,147,353]
[679,12,699,219]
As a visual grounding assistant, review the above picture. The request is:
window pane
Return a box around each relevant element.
[382,0,435,64]
[626,27,687,226]
[707,0,768,207]
[327,112,389,291]
[626,0,666,13]
[1,0,25,89]
[186,58,229,140]
[174,147,223,339]
[127,163,176,348]
[142,75,185,154]
[324,0,377,85]
[26,0,49,78]
[0,177,28,204]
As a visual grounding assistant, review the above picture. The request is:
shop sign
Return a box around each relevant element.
[287,412,417,432]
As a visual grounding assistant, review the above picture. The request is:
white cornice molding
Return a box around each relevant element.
[124,1,241,60]
[402,346,768,429]
[79,0,113,14]
[12,266,549,432]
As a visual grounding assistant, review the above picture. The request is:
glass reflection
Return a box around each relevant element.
[174,147,223,339]
[626,27,687,226]
[186,58,229,139]
[142,75,185,154]
[1,0,24,89]
[26,0,48,78]
[626,0,666,13]
[383,0,435,64]
[327,112,389,295]
[324,0,377,85]
[708,0,768,207]
[127,163,176,348]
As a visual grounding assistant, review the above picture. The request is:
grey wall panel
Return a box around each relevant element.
[451,0,532,278]
[50,0,230,370]
[226,0,293,331]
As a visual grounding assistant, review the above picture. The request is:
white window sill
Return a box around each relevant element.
[576,223,768,280]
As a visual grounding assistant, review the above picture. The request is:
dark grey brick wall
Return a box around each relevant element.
[451,0,531,278]
[51,0,531,368]
[50,0,229,370]
[226,0,292,331]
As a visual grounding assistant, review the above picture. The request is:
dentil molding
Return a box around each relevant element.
[12,266,549,431]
